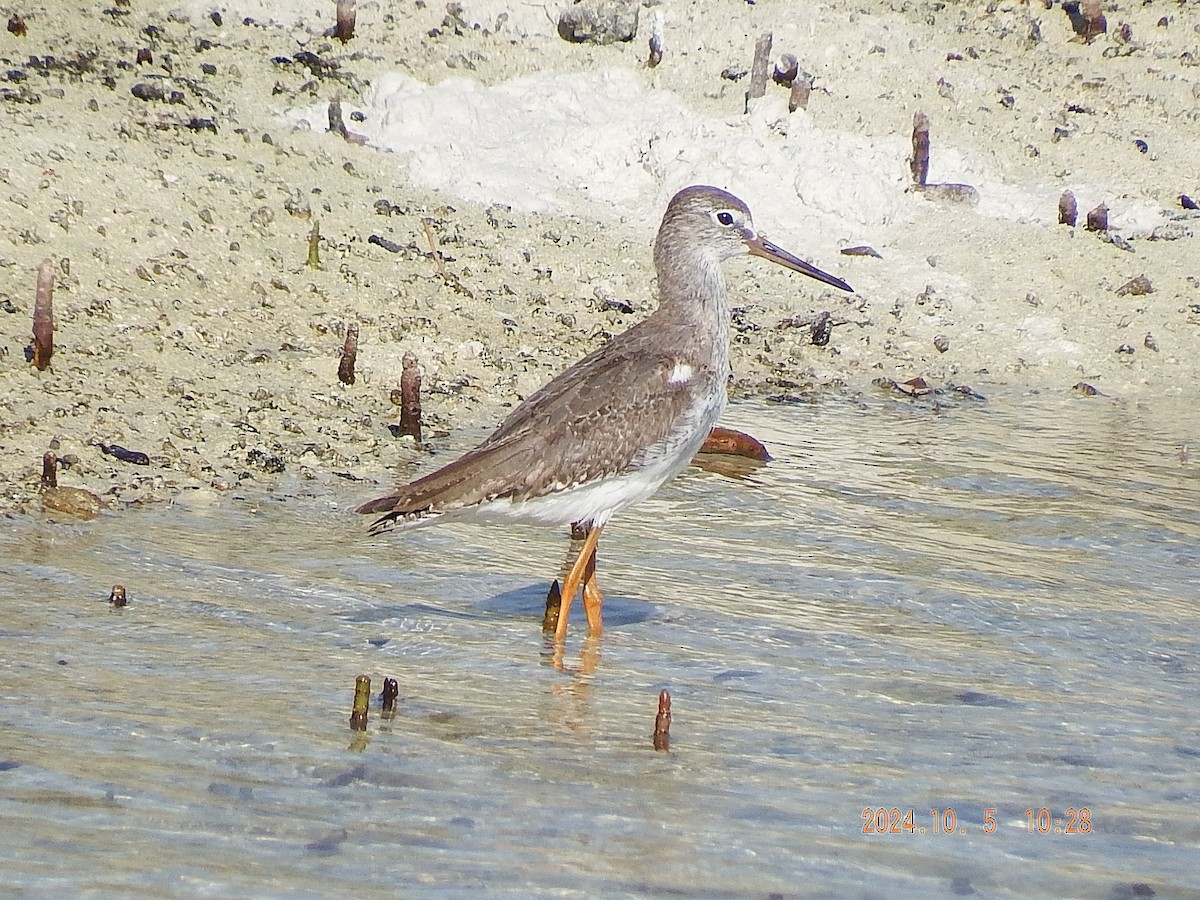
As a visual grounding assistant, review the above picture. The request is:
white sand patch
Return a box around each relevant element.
[290,66,1165,247]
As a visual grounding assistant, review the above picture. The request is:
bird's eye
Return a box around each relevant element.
[716,211,735,226]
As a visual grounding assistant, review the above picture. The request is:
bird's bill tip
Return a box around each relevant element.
[355,495,393,515]
[747,236,853,293]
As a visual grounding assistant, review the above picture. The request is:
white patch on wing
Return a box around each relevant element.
[667,361,693,385]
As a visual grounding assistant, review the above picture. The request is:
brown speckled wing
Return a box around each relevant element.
[356,319,713,530]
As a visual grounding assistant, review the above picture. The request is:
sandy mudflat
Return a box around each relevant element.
[1,0,1197,512]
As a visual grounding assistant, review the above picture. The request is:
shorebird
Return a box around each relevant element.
[358,185,852,640]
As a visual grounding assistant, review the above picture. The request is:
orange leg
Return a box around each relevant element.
[554,525,603,642]
[581,539,603,636]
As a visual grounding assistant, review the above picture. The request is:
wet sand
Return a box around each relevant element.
[2,0,1197,513]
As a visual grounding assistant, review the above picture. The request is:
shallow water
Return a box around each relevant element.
[2,387,1198,898]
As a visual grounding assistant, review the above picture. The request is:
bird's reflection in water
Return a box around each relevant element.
[689,449,767,480]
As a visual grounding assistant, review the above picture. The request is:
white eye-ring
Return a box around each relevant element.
[715,211,736,226]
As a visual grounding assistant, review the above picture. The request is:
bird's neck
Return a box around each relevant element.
[653,250,731,333]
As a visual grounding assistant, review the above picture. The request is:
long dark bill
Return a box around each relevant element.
[747,236,853,293]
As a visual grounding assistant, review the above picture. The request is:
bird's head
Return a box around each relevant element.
[657,185,853,293]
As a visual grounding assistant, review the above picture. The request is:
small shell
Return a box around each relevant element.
[1115,275,1153,296]
[841,245,882,258]
[43,487,107,519]
[1085,203,1108,232]
[773,53,798,87]
[916,183,980,206]
[698,426,770,461]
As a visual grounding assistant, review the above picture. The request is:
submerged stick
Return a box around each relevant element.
[380,677,398,715]
[647,9,663,68]
[328,99,347,137]
[349,674,371,731]
[788,72,813,112]
[327,97,367,144]
[334,0,356,42]
[910,112,930,187]
[653,690,671,751]
[338,323,358,385]
[908,113,978,204]
[41,452,58,488]
[307,219,321,269]
[32,257,54,370]
[398,352,422,441]
[1058,190,1078,226]
[745,32,772,110]
[41,446,107,519]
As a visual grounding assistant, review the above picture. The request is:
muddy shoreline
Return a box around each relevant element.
[2,1,1196,514]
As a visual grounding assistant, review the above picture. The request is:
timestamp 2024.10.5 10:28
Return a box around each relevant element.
[861,807,1092,837]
